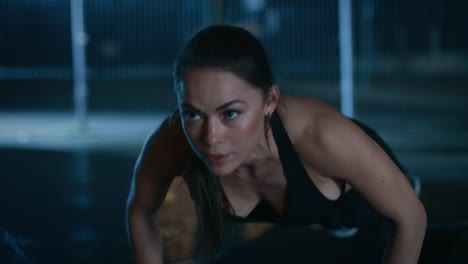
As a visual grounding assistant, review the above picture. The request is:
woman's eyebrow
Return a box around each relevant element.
[215,100,246,111]
[181,100,246,112]
[181,103,199,111]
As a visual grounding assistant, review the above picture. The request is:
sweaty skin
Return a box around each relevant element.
[127,68,426,264]
[180,68,277,177]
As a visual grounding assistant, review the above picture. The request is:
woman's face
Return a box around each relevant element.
[178,68,274,176]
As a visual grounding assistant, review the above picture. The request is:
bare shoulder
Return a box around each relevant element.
[129,114,191,211]
[278,95,347,143]
[137,115,190,176]
[279,95,363,164]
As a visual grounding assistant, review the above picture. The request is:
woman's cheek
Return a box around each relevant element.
[184,123,200,143]
[233,116,263,147]
[245,113,264,136]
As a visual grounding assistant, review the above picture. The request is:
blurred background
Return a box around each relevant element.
[1,0,467,263]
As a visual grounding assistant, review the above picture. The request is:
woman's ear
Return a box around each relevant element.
[265,84,280,115]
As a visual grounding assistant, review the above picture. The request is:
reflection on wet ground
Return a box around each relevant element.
[1,112,468,263]
[0,149,135,264]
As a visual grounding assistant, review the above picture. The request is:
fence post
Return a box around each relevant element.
[70,0,88,131]
[338,0,354,118]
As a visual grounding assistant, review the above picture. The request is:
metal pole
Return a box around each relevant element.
[338,0,354,118]
[70,0,88,130]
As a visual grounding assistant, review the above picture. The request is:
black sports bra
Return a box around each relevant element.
[231,111,404,229]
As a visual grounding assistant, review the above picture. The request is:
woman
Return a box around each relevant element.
[126,25,426,264]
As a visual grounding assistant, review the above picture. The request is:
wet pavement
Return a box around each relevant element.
[1,111,468,263]
[0,148,134,264]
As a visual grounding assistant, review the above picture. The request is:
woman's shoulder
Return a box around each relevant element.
[278,95,344,143]
[279,95,362,163]
[137,113,191,176]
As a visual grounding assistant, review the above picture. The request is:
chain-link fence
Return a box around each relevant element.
[1,0,467,116]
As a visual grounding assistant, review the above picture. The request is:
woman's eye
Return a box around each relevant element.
[224,110,240,120]
[182,111,201,121]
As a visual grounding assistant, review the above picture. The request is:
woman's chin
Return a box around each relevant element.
[209,163,237,177]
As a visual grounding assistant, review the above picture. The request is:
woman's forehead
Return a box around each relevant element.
[181,69,263,102]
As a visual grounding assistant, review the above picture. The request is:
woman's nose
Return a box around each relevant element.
[203,118,223,146]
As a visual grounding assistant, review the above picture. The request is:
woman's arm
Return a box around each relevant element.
[127,200,165,264]
[300,109,426,264]
[126,117,189,264]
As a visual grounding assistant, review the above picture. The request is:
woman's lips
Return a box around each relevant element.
[206,154,230,166]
